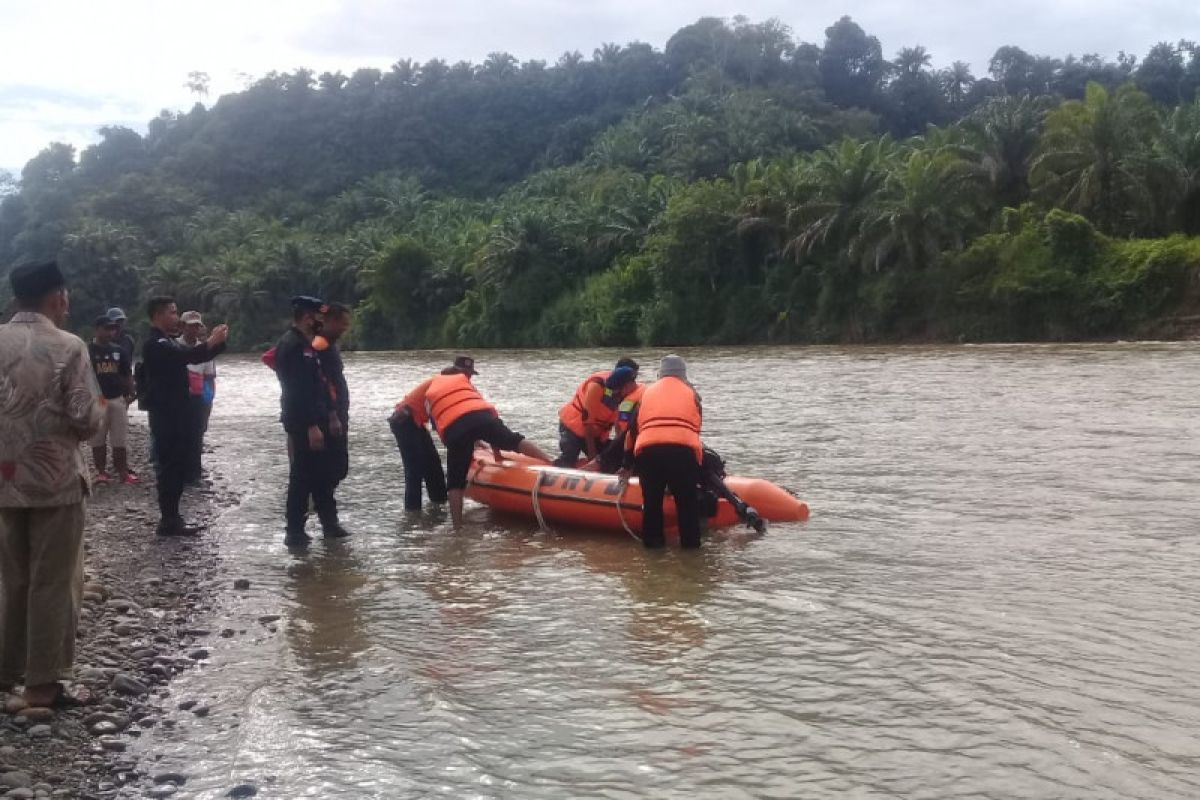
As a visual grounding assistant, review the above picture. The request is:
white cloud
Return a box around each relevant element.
[0,0,1195,172]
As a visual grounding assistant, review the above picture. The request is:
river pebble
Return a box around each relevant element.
[111,674,149,696]
[152,772,187,785]
[14,709,52,723]
[105,599,140,613]
[0,773,31,790]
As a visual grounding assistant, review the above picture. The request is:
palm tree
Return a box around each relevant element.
[783,137,895,264]
[557,51,584,68]
[962,94,1050,209]
[480,52,518,79]
[940,61,975,109]
[583,172,676,256]
[894,46,932,77]
[390,59,418,86]
[1030,82,1160,235]
[732,158,804,242]
[594,43,622,64]
[859,149,987,271]
[1154,100,1200,234]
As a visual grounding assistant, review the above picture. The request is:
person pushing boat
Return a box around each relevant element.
[592,379,764,533]
[588,381,645,474]
[389,366,452,512]
[619,354,704,549]
[554,358,640,467]
[424,356,554,526]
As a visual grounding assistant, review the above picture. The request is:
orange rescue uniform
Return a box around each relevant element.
[396,377,435,427]
[559,371,621,442]
[425,373,496,438]
[629,376,703,461]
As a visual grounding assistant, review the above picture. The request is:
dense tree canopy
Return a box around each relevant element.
[3,16,1200,347]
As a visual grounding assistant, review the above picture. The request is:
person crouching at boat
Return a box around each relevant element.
[554,359,640,467]
[588,382,645,474]
[618,355,703,549]
[389,371,450,512]
[424,356,554,526]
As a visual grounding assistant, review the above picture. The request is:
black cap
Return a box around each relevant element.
[453,355,478,376]
[10,261,65,304]
[291,295,329,314]
[105,307,127,323]
[94,314,113,327]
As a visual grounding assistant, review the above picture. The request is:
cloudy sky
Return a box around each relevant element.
[1,0,1194,173]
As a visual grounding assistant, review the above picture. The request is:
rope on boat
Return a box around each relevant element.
[615,479,641,543]
[531,470,553,534]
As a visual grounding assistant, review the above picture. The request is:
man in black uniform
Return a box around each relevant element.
[141,297,229,537]
[107,308,138,404]
[317,302,352,488]
[89,315,135,483]
[106,307,135,362]
[274,296,349,548]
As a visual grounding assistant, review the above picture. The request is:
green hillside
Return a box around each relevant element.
[2,16,1199,347]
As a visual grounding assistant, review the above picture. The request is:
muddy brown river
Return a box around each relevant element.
[127,344,1200,798]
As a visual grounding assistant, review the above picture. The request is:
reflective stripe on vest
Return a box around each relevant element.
[615,383,645,434]
[633,377,702,461]
[425,373,495,436]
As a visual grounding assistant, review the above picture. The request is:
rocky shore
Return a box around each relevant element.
[0,426,243,799]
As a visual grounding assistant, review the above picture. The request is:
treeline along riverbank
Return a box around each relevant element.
[2,16,1200,348]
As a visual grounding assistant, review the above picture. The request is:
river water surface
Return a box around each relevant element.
[132,345,1200,798]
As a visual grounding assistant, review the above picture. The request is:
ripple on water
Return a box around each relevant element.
[132,345,1200,799]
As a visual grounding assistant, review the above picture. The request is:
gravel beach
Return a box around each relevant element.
[0,426,240,799]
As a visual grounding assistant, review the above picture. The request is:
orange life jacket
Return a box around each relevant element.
[558,371,621,440]
[425,373,495,438]
[397,377,435,427]
[632,377,702,461]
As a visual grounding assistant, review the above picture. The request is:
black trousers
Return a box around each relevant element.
[286,430,339,534]
[555,422,609,468]
[636,444,702,549]
[186,397,211,483]
[597,432,627,474]
[149,410,190,522]
[329,417,349,489]
[391,417,448,511]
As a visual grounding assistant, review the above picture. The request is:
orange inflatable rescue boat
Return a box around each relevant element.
[465,448,809,535]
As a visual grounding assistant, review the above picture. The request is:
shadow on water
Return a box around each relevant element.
[284,544,372,677]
